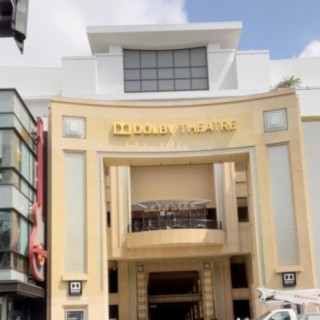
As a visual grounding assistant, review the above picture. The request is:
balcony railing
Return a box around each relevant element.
[128,218,222,233]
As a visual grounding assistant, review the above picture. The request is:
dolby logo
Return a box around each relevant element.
[113,122,176,136]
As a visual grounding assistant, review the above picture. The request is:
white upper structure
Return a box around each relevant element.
[0,22,319,120]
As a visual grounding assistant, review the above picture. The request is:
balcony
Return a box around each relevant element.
[126,199,224,248]
[128,218,222,232]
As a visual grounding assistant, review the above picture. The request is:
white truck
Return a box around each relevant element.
[256,308,320,320]
[256,288,320,320]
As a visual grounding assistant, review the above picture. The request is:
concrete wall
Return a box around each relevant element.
[1,50,319,118]
[302,120,320,287]
[236,51,271,91]
[48,90,316,319]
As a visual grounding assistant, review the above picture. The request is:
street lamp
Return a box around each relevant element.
[0,0,29,53]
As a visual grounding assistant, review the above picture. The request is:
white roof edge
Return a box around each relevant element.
[236,50,270,55]
[23,95,53,102]
[86,21,243,54]
[87,21,243,34]
[62,56,96,61]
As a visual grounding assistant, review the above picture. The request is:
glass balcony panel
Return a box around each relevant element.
[0,91,14,112]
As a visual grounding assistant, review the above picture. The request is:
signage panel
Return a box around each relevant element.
[66,310,84,320]
[69,281,82,296]
[282,272,296,287]
[113,120,237,136]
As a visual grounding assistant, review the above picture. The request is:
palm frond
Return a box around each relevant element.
[272,75,301,90]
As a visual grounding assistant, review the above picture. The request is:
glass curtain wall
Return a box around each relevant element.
[0,90,37,273]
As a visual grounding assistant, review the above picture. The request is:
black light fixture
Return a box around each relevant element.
[0,0,29,53]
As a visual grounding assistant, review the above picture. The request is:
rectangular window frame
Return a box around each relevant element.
[0,210,32,273]
[65,307,87,320]
[124,47,209,93]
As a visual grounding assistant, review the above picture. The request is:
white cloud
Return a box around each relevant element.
[0,0,188,67]
[298,40,320,58]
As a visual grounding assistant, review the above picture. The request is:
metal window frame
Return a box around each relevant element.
[124,47,209,93]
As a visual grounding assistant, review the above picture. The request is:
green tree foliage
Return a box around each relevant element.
[272,75,301,90]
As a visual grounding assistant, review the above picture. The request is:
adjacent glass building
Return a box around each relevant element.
[0,89,46,320]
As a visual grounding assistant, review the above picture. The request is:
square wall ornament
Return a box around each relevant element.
[69,281,82,296]
[282,272,296,287]
[63,116,86,138]
[264,109,288,132]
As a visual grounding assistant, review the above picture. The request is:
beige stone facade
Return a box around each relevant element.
[48,89,317,320]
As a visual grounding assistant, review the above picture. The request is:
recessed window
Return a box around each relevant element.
[109,305,119,320]
[109,268,118,293]
[231,263,248,288]
[237,197,249,222]
[124,48,208,93]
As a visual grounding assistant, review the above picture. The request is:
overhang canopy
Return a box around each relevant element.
[0,280,45,298]
[87,22,242,54]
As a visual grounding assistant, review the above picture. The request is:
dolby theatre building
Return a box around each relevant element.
[27,23,319,320]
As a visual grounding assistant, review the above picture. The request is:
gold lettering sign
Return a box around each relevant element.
[113,120,237,136]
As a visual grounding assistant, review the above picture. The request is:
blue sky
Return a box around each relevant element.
[0,0,319,67]
[186,0,320,59]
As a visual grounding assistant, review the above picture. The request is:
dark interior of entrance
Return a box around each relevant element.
[149,302,197,320]
[148,271,201,320]
[233,300,251,320]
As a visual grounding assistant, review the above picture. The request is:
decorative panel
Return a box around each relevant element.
[268,144,298,265]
